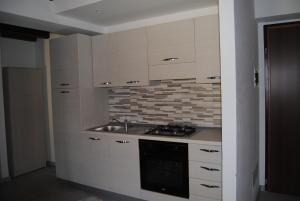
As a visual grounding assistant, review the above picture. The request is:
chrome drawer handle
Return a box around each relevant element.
[60,91,70,94]
[200,149,219,153]
[89,137,100,141]
[201,184,220,189]
[126,81,140,84]
[201,166,220,172]
[102,82,112,85]
[60,83,70,86]
[162,57,179,62]
[116,140,130,144]
[207,76,221,80]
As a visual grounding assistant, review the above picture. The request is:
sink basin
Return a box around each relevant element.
[91,125,125,132]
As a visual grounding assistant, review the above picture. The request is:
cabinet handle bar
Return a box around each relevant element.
[200,166,220,172]
[200,149,219,153]
[200,184,220,189]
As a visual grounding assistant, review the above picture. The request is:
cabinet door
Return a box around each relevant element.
[51,69,79,89]
[109,136,140,198]
[79,134,112,191]
[54,131,82,181]
[147,19,196,80]
[52,89,80,132]
[113,28,149,86]
[195,14,221,83]
[50,35,78,70]
[148,19,195,66]
[92,35,117,87]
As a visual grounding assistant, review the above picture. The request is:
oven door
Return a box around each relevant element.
[139,140,189,198]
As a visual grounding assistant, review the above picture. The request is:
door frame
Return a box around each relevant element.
[257,18,300,190]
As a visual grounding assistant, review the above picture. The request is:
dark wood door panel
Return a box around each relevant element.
[266,22,300,196]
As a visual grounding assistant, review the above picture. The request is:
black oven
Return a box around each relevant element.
[139,139,189,198]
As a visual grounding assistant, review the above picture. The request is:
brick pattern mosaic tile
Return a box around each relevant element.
[108,79,221,127]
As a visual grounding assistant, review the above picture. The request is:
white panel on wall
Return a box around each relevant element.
[0,37,36,67]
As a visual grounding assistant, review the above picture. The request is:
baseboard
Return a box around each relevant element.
[260,185,265,191]
[46,161,56,168]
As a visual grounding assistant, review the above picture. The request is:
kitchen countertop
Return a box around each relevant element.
[82,123,222,146]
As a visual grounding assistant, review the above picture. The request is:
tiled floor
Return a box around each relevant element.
[258,191,300,201]
[0,167,143,201]
[1,168,300,201]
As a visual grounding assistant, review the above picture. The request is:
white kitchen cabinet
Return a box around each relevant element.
[50,35,78,70]
[109,136,141,198]
[190,178,222,200]
[92,34,116,87]
[92,28,148,87]
[52,89,80,132]
[79,134,112,191]
[189,143,222,200]
[195,14,221,83]
[50,34,109,181]
[147,19,196,80]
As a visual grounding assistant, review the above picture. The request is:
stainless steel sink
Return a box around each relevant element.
[91,125,125,132]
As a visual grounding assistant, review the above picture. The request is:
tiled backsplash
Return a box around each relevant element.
[108,79,221,127]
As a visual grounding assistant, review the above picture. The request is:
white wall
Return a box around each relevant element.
[255,0,300,19]
[235,0,260,200]
[219,0,237,201]
[0,38,36,67]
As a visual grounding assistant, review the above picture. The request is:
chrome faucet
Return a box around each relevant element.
[112,118,128,133]
[124,119,128,133]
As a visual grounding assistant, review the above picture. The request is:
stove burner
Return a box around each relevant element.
[145,124,196,137]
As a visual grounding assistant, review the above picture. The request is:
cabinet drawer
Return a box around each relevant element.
[190,195,221,201]
[189,161,221,182]
[189,144,221,164]
[51,68,78,89]
[110,136,138,160]
[190,178,222,200]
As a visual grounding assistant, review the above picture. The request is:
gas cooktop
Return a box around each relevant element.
[144,124,196,137]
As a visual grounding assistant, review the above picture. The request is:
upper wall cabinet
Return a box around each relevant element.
[50,35,79,89]
[195,14,221,83]
[147,19,196,80]
[92,28,148,87]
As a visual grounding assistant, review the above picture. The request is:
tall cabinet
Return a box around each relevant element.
[50,34,108,182]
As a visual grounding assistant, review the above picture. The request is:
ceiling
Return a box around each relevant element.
[0,11,100,35]
[59,0,218,26]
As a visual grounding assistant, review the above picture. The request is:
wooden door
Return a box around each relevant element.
[3,68,46,177]
[266,22,300,196]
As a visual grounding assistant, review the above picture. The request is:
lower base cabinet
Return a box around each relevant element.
[190,195,221,201]
[56,134,222,201]
[109,136,140,198]
[66,133,141,198]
